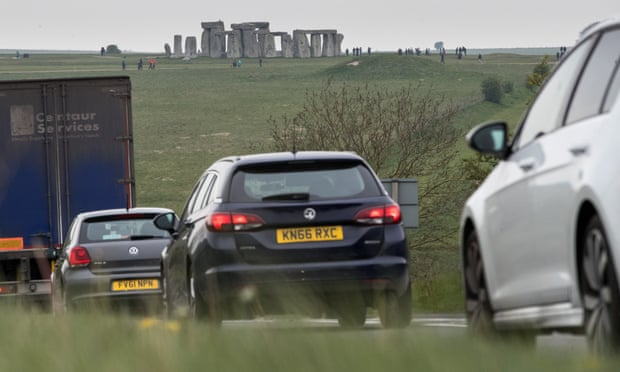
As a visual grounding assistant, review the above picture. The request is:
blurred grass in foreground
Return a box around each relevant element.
[0,306,616,372]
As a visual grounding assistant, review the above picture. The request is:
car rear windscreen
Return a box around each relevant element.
[81,214,170,242]
[230,161,382,202]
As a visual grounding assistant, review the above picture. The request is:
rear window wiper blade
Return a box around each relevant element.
[129,235,158,240]
[262,193,310,201]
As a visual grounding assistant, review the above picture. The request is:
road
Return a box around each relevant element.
[218,314,588,353]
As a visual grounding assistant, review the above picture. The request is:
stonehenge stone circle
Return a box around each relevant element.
[170,21,343,59]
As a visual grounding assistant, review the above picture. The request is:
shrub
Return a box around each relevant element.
[527,55,551,91]
[106,44,122,54]
[481,76,504,103]
[266,80,469,249]
[502,80,514,94]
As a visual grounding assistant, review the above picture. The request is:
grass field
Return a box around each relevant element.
[3,50,619,371]
[1,305,617,372]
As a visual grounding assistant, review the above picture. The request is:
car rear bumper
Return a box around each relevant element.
[198,255,410,302]
[61,270,162,309]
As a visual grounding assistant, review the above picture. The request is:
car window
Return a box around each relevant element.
[603,62,620,112]
[196,173,217,209]
[181,176,208,219]
[602,32,620,113]
[81,215,169,243]
[229,162,381,202]
[566,28,620,124]
[62,219,80,251]
[512,37,595,150]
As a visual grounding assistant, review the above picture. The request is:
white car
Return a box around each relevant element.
[460,18,620,353]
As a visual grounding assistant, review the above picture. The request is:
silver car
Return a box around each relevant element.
[52,207,172,314]
[460,18,620,352]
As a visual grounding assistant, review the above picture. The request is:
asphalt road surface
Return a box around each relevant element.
[220,314,588,354]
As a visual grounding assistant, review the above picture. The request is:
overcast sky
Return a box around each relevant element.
[1,1,618,52]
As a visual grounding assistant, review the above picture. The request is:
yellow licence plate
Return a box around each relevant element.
[276,226,343,244]
[112,279,160,291]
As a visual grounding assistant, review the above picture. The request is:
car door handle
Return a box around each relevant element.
[518,159,536,172]
[570,146,588,156]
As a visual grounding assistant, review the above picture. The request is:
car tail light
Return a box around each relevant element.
[354,204,402,225]
[207,212,265,232]
[69,246,91,267]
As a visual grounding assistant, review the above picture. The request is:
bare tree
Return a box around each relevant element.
[267,80,467,248]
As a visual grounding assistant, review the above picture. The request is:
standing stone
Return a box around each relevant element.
[293,30,311,58]
[321,33,335,57]
[185,36,197,58]
[227,30,242,59]
[201,21,226,57]
[335,33,344,56]
[310,34,322,57]
[173,35,183,56]
[279,33,293,58]
[258,31,277,58]
[231,23,259,58]
[164,43,172,57]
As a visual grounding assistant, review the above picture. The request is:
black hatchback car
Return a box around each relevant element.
[154,151,411,327]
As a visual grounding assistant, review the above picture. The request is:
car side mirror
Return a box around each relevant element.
[466,121,508,159]
[153,212,180,235]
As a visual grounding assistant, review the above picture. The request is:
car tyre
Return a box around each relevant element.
[163,270,190,320]
[206,276,223,328]
[464,230,536,346]
[464,230,496,336]
[378,285,411,329]
[190,275,209,320]
[335,292,367,328]
[580,215,620,354]
[51,277,65,317]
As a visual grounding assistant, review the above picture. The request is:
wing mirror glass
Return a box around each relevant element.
[153,212,179,234]
[466,121,508,158]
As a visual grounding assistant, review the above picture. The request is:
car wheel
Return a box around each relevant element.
[378,284,411,329]
[581,215,620,354]
[464,230,495,336]
[335,292,367,328]
[206,276,223,328]
[51,279,65,316]
[190,276,208,320]
[164,269,190,319]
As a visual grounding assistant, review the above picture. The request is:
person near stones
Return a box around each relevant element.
[478,53,483,64]
[138,58,143,70]
[121,57,126,70]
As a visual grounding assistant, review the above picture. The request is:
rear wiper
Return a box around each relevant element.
[262,193,310,201]
[129,235,158,240]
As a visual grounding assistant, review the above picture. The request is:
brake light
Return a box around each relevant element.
[354,204,402,225]
[69,246,91,267]
[207,212,265,232]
